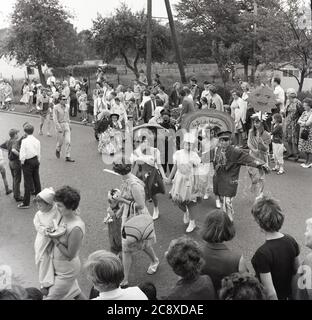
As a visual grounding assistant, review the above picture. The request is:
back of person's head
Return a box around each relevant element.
[273,113,283,124]
[183,87,191,95]
[251,196,284,232]
[202,209,236,243]
[85,250,124,291]
[303,98,312,108]
[0,289,21,300]
[144,90,151,96]
[273,77,281,85]
[201,97,208,104]
[166,236,204,280]
[24,124,34,135]
[208,85,217,94]
[219,273,267,300]
[159,86,165,92]
[25,287,43,300]
[138,282,157,300]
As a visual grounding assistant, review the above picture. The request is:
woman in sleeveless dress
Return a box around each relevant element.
[45,186,86,300]
[112,163,159,288]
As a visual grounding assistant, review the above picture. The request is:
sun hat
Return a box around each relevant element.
[37,188,55,205]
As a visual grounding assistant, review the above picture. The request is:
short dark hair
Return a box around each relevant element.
[251,196,284,232]
[25,287,43,300]
[203,80,210,85]
[139,282,157,300]
[144,90,151,96]
[112,162,132,176]
[166,237,204,280]
[273,77,281,85]
[273,113,283,123]
[201,97,208,104]
[54,186,81,210]
[303,98,312,108]
[208,85,217,94]
[24,124,34,135]
[184,87,191,95]
[219,273,267,300]
[110,91,117,97]
[190,77,197,83]
[159,86,165,91]
[0,289,21,300]
[201,210,236,243]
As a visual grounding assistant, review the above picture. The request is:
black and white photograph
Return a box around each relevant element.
[0,0,312,308]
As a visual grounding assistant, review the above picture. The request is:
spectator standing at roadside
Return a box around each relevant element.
[53,95,75,163]
[0,129,21,201]
[208,85,224,112]
[18,124,41,209]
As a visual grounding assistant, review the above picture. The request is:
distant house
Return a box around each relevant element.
[275,64,312,92]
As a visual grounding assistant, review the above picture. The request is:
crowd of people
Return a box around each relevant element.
[1,70,312,301]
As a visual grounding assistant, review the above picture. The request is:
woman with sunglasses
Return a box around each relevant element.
[213,131,269,221]
[247,112,271,199]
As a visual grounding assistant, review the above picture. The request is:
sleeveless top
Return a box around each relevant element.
[53,216,85,261]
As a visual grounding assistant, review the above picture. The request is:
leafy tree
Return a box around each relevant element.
[78,30,99,61]
[2,0,84,85]
[175,0,281,84]
[257,0,312,92]
[90,4,171,79]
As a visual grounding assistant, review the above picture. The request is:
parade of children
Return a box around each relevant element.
[1,70,312,303]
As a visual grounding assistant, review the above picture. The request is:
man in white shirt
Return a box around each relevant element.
[93,90,108,121]
[201,80,212,105]
[273,77,285,112]
[18,124,41,209]
[46,74,56,87]
[53,95,75,162]
[69,73,76,88]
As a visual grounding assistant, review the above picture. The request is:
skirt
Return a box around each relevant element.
[20,93,30,104]
[170,171,199,209]
[45,257,82,300]
[299,127,312,154]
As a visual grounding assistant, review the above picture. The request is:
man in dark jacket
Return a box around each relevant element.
[141,91,156,123]
[0,129,22,201]
[213,131,270,221]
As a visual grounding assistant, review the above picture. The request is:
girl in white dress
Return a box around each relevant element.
[167,132,201,233]
[33,188,60,295]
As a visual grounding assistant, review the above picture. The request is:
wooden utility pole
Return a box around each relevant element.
[251,0,258,84]
[146,0,152,86]
[164,0,186,84]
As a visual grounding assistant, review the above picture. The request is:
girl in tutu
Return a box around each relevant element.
[167,132,201,233]
[33,188,60,296]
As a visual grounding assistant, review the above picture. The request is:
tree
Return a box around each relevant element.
[78,30,99,61]
[90,4,171,79]
[2,0,84,85]
[258,0,312,92]
[175,0,281,84]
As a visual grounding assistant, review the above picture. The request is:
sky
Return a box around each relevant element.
[0,0,179,31]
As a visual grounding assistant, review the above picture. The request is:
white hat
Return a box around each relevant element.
[37,188,55,205]
[62,80,68,85]
[183,132,196,144]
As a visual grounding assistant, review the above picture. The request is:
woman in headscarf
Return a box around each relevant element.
[284,88,304,161]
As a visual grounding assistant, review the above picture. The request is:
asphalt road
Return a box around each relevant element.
[0,111,312,299]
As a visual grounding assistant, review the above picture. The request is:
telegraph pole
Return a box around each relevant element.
[164,0,187,84]
[146,0,152,86]
[251,0,258,84]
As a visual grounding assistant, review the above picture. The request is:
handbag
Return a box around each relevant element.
[122,201,155,245]
[301,128,309,140]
